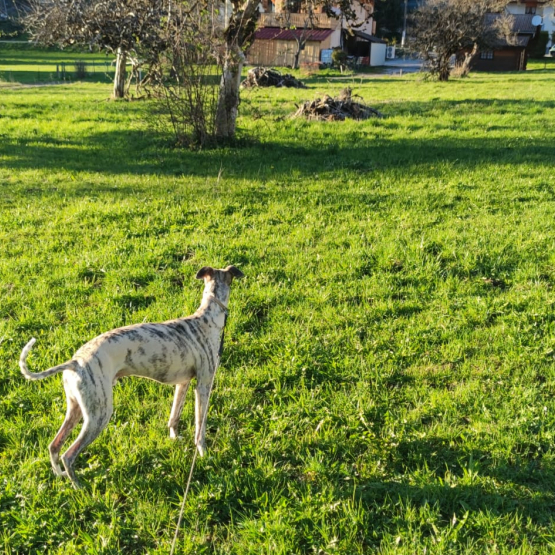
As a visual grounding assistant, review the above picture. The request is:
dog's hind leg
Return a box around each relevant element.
[49,392,82,477]
[168,380,191,439]
[61,386,113,489]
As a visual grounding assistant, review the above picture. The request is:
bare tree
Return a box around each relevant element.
[277,0,316,70]
[23,0,256,136]
[411,0,512,81]
[214,0,373,137]
[24,0,166,98]
[23,0,372,140]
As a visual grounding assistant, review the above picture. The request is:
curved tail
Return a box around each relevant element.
[19,338,77,381]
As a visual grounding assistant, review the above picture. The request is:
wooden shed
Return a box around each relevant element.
[471,13,540,71]
[247,27,335,67]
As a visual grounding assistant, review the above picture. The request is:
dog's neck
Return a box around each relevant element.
[208,294,228,314]
[197,289,229,322]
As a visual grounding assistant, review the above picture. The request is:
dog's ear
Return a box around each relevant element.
[196,266,215,280]
[225,265,245,280]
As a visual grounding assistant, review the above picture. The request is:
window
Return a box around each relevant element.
[480,50,494,60]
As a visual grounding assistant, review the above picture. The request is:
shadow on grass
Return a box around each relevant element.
[0,69,115,85]
[391,97,555,115]
[1,128,554,185]
[355,438,555,538]
[356,478,555,543]
[189,436,555,545]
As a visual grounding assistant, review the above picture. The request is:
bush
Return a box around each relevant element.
[0,18,25,40]
[531,31,549,59]
[331,48,348,68]
[148,1,223,148]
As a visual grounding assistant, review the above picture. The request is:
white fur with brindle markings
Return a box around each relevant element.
[19,265,244,489]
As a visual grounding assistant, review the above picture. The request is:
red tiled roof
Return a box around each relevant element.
[254,27,334,41]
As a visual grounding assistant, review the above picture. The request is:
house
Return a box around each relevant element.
[247,0,387,68]
[471,13,541,72]
[1,0,22,18]
[506,0,554,50]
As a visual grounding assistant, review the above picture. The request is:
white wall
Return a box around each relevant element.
[544,6,555,45]
[346,0,374,35]
[370,42,386,66]
[329,26,342,48]
[506,2,555,47]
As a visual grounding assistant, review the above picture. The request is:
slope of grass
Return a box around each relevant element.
[1,50,555,553]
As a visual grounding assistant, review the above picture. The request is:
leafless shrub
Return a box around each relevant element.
[147,1,224,147]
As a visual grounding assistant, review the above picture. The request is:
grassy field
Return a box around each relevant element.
[0,44,115,85]
[1,48,555,553]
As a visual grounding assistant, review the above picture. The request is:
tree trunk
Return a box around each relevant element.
[213,0,259,139]
[293,41,302,70]
[293,49,301,70]
[438,56,451,81]
[215,45,244,139]
[113,47,127,99]
[459,42,478,77]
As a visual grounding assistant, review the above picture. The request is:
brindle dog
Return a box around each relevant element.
[19,265,244,488]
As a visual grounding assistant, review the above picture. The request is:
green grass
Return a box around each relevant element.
[0,44,115,85]
[1,48,555,553]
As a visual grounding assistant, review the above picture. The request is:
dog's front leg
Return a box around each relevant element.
[168,380,191,439]
[194,376,213,457]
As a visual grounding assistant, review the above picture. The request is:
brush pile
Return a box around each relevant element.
[242,67,307,89]
[292,88,383,121]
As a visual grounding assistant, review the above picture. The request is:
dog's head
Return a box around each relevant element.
[196,265,244,304]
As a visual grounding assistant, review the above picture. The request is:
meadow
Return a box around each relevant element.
[1,47,555,553]
[0,44,115,85]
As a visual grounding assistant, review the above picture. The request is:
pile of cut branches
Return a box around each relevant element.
[292,88,383,121]
[242,67,307,89]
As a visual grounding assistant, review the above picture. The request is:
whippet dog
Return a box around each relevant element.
[19,265,244,488]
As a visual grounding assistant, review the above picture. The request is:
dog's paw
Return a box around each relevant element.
[52,465,67,478]
[169,428,185,440]
[70,479,83,490]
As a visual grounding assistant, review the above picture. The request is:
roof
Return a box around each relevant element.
[254,27,334,42]
[512,35,531,47]
[484,13,538,35]
[483,12,537,48]
[352,30,387,44]
[509,14,540,34]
